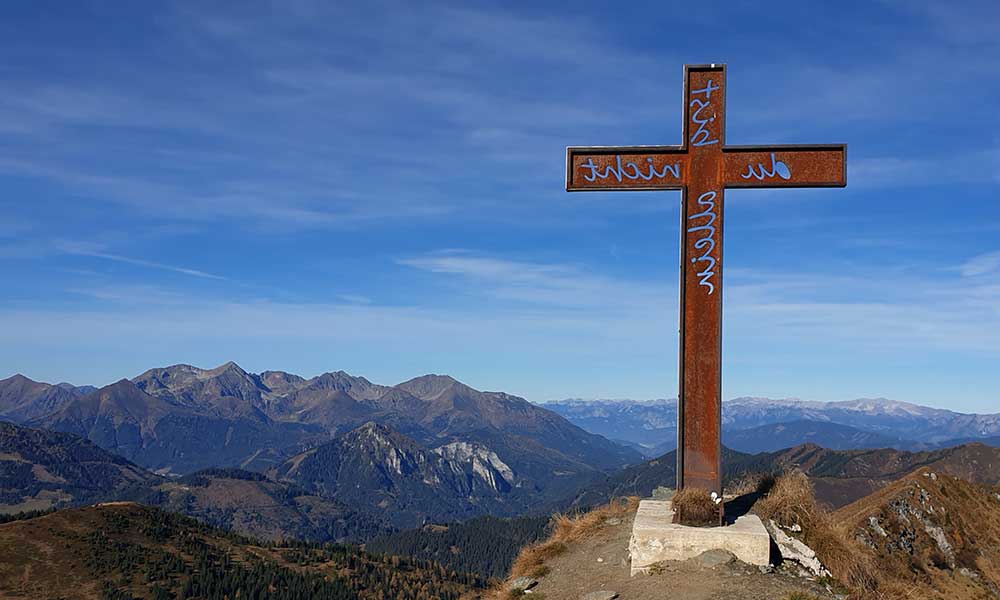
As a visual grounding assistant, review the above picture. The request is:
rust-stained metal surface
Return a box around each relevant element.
[566,148,689,191]
[564,64,847,506]
[723,146,846,187]
[678,65,726,496]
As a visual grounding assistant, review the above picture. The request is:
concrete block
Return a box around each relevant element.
[629,500,771,575]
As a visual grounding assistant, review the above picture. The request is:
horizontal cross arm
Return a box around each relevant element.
[566,146,688,191]
[723,144,846,188]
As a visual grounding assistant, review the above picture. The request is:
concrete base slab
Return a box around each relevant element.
[629,500,771,575]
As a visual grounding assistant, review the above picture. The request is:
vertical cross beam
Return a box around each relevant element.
[677,65,725,496]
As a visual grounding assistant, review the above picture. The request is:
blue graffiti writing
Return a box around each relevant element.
[686,190,718,295]
[580,156,681,182]
[741,152,791,181]
[689,80,720,147]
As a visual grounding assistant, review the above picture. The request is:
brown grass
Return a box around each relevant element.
[753,470,816,528]
[831,472,1000,599]
[725,472,776,498]
[754,471,880,598]
[673,487,720,526]
[489,497,638,598]
[783,593,823,600]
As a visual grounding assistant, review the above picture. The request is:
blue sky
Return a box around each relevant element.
[1,1,998,411]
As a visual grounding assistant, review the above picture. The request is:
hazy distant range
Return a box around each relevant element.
[542,397,1000,457]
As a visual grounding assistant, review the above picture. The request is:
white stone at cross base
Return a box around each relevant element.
[628,499,771,576]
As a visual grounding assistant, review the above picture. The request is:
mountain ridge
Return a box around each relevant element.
[544,396,1000,451]
[1,364,640,527]
[569,441,1000,510]
[1,363,641,479]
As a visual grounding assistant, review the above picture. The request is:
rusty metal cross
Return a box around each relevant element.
[565,64,846,501]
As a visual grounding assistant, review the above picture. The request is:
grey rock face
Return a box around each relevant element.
[764,520,831,578]
[508,576,537,591]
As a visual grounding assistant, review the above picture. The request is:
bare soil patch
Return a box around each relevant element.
[498,499,839,600]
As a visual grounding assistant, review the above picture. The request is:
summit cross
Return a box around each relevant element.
[565,64,846,504]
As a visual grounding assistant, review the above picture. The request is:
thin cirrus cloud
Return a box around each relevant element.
[55,241,225,281]
[0,248,996,407]
[1,2,992,236]
[960,251,1000,277]
[0,251,992,387]
[848,150,1000,188]
[399,251,1000,355]
[397,253,672,310]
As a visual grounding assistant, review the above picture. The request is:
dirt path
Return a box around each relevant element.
[525,508,840,600]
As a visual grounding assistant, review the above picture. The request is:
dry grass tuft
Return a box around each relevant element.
[508,540,567,579]
[725,471,776,498]
[754,471,880,598]
[673,487,719,526]
[785,592,819,600]
[753,470,816,528]
[526,564,550,579]
[783,593,823,600]
[546,496,637,545]
[491,497,638,598]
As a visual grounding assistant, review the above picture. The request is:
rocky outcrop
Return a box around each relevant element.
[835,469,1000,599]
[763,520,830,577]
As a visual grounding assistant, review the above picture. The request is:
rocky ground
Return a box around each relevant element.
[507,507,841,600]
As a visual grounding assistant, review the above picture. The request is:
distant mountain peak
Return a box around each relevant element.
[206,360,248,376]
[347,421,415,450]
[354,420,393,435]
[133,361,251,383]
[828,397,934,416]
[396,374,466,400]
[0,375,80,422]
[89,379,169,412]
[314,370,371,385]
[401,374,459,385]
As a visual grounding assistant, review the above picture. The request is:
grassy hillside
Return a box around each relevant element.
[0,503,481,600]
[834,469,1000,599]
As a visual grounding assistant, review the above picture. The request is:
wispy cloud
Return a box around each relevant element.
[67,284,196,305]
[1,250,998,407]
[399,251,672,310]
[960,251,1000,277]
[337,294,372,305]
[849,150,1000,188]
[56,242,225,280]
[396,249,1000,355]
[2,262,998,380]
[0,3,684,232]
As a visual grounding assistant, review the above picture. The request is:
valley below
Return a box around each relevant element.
[1,363,999,598]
